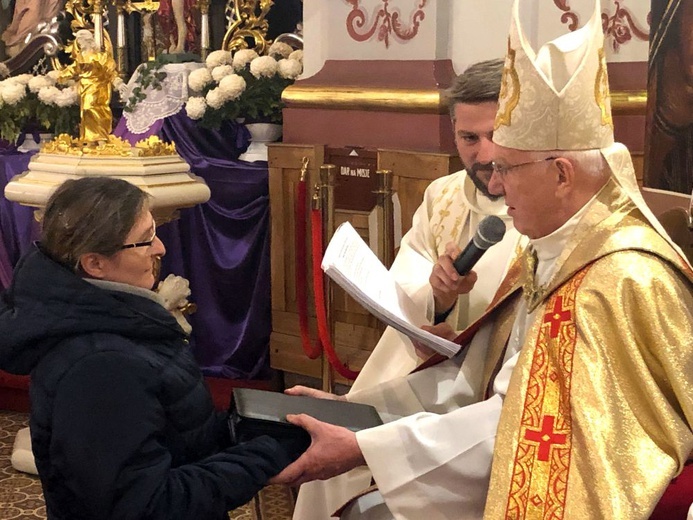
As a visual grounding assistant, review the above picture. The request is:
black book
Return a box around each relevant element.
[228,388,383,445]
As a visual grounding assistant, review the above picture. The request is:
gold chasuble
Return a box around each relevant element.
[484,181,693,519]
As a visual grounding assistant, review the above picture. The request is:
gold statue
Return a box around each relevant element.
[59,30,127,143]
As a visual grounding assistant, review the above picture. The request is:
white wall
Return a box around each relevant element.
[302,0,650,79]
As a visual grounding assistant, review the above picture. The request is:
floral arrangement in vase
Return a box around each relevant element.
[184,42,303,129]
[0,69,80,144]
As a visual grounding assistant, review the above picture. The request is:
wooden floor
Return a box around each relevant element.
[0,410,297,520]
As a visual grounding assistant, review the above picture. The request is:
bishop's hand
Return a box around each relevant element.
[268,414,366,486]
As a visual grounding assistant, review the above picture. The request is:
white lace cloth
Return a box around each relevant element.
[123,62,204,134]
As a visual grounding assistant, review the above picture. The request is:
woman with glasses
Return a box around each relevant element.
[0,177,305,519]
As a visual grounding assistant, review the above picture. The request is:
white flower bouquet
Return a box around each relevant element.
[185,42,303,129]
[0,71,80,144]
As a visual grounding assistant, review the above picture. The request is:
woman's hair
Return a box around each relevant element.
[41,177,149,271]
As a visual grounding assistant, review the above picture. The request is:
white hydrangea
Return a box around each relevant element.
[0,63,9,78]
[55,87,78,107]
[1,82,27,105]
[205,88,225,109]
[185,96,207,120]
[268,42,293,59]
[218,74,246,101]
[288,49,303,63]
[28,75,54,93]
[277,58,302,80]
[11,73,33,85]
[232,49,259,71]
[205,50,233,69]
[37,86,61,105]
[249,56,278,78]
[188,67,213,92]
[46,70,61,82]
[211,65,234,83]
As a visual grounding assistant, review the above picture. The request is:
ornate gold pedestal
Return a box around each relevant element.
[4,136,210,224]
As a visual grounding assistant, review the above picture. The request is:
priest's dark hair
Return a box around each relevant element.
[444,58,505,119]
[41,177,149,271]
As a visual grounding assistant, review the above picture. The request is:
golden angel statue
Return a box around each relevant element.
[59,30,127,142]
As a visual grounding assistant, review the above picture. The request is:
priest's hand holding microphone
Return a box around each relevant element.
[418,215,506,358]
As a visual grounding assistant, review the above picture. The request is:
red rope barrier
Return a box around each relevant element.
[294,179,322,359]
[311,209,360,380]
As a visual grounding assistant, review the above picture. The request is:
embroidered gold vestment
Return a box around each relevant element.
[483,181,693,519]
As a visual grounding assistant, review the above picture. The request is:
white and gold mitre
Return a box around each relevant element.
[494,0,692,268]
[493,0,613,151]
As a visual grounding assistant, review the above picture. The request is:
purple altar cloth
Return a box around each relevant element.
[113,117,164,144]
[117,112,268,380]
[0,151,40,289]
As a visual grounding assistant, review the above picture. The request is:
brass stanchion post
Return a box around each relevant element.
[374,169,395,268]
[318,164,337,393]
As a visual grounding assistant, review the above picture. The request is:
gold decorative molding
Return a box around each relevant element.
[40,134,177,157]
[222,0,273,54]
[283,85,647,117]
[610,90,647,116]
[135,136,178,156]
[41,134,133,156]
[282,85,446,114]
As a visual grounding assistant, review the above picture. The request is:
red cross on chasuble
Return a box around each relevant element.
[503,267,591,519]
[543,296,572,338]
[524,415,567,461]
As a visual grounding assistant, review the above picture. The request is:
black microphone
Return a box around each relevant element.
[452,215,506,275]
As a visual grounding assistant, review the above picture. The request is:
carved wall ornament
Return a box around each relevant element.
[601,1,649,52]
[345,0,427,49]
[552,0,580,31]
[553,0,649,53]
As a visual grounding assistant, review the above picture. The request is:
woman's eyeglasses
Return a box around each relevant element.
[119,227,157,250]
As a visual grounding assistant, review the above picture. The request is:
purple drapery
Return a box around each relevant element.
[117,113,271,380]
[0,150,40,289]
[0,115,270,380]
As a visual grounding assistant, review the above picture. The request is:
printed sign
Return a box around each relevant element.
[325,147,379,212]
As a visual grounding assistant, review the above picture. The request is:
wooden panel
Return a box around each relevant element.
[272,310,317,337]
[270,327,373,382]
[334,321,383,351]
[268,166,285,311]
[268,144,458,384]
[270,331,322,378]
[394,175,439,237]
[378,149,462,181]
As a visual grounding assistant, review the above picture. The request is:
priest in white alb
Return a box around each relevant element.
[292,59,522,520]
